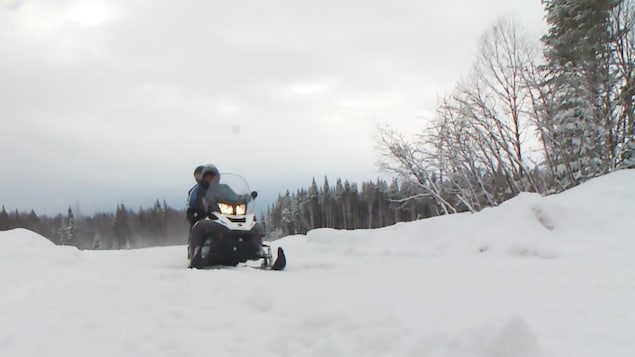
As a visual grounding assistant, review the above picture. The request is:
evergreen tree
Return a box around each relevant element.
[542,0,624,185]
[321,176,332,228]
[13,209,21,229]
[0,206,9,231]
[57,206,77,245]
[25,209,41,234]
[113,203,131,249]
[362,182,376,228]
[335,178,346,229]
[308,178,320,229]
[137,206,148,236]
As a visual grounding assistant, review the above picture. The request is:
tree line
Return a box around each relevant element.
[378,1,635,214]
[0,201,188,249]
[264,177,439,238]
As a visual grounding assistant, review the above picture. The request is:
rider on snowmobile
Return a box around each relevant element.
[187,164,257,226]
[186,165,206,227]
[188,164,262,268]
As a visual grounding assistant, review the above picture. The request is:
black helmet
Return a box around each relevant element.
[201,164,220,187]
[193,165,205,184]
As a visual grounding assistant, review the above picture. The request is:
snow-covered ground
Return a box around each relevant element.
[1,170,634,357]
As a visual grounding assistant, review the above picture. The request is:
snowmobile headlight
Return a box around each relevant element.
[235,204,246,215]
[218,203,234,215]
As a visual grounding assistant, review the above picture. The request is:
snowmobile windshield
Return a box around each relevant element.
[217,173,254,215]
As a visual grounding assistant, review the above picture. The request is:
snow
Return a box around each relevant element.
[1,170,634,357]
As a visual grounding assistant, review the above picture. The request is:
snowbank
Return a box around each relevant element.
[0,228,82,268]
[279,169,634,261]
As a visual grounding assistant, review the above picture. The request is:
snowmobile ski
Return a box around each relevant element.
[257,245,286,271]
[270,247,286,271]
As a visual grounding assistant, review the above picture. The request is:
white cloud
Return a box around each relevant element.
[65,1,114,26]
[285,80,336,97]
[0,0,546,214]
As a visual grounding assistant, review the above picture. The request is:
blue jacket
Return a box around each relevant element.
[187,184,206,211]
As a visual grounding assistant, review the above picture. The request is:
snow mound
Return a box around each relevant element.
[282,169,635,261]
[0,228,82,268]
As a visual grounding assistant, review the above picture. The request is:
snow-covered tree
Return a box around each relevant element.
[57,206,77,246]
[542,0,626,185]
[610,0,635,167]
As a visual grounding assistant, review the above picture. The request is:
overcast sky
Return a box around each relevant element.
[0,0,546,215]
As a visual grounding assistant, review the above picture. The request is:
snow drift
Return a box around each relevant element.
[282,169,633,262]
[0,228,82,266]
[1,170,634,357]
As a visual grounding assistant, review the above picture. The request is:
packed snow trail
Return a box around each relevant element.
[1,170,634,357]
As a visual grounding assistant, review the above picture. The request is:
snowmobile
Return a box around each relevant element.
[188,174,286,271]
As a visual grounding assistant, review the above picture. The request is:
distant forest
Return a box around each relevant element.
[0,201,188,249]
[0,176,432,248]
[265,177,438,238]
